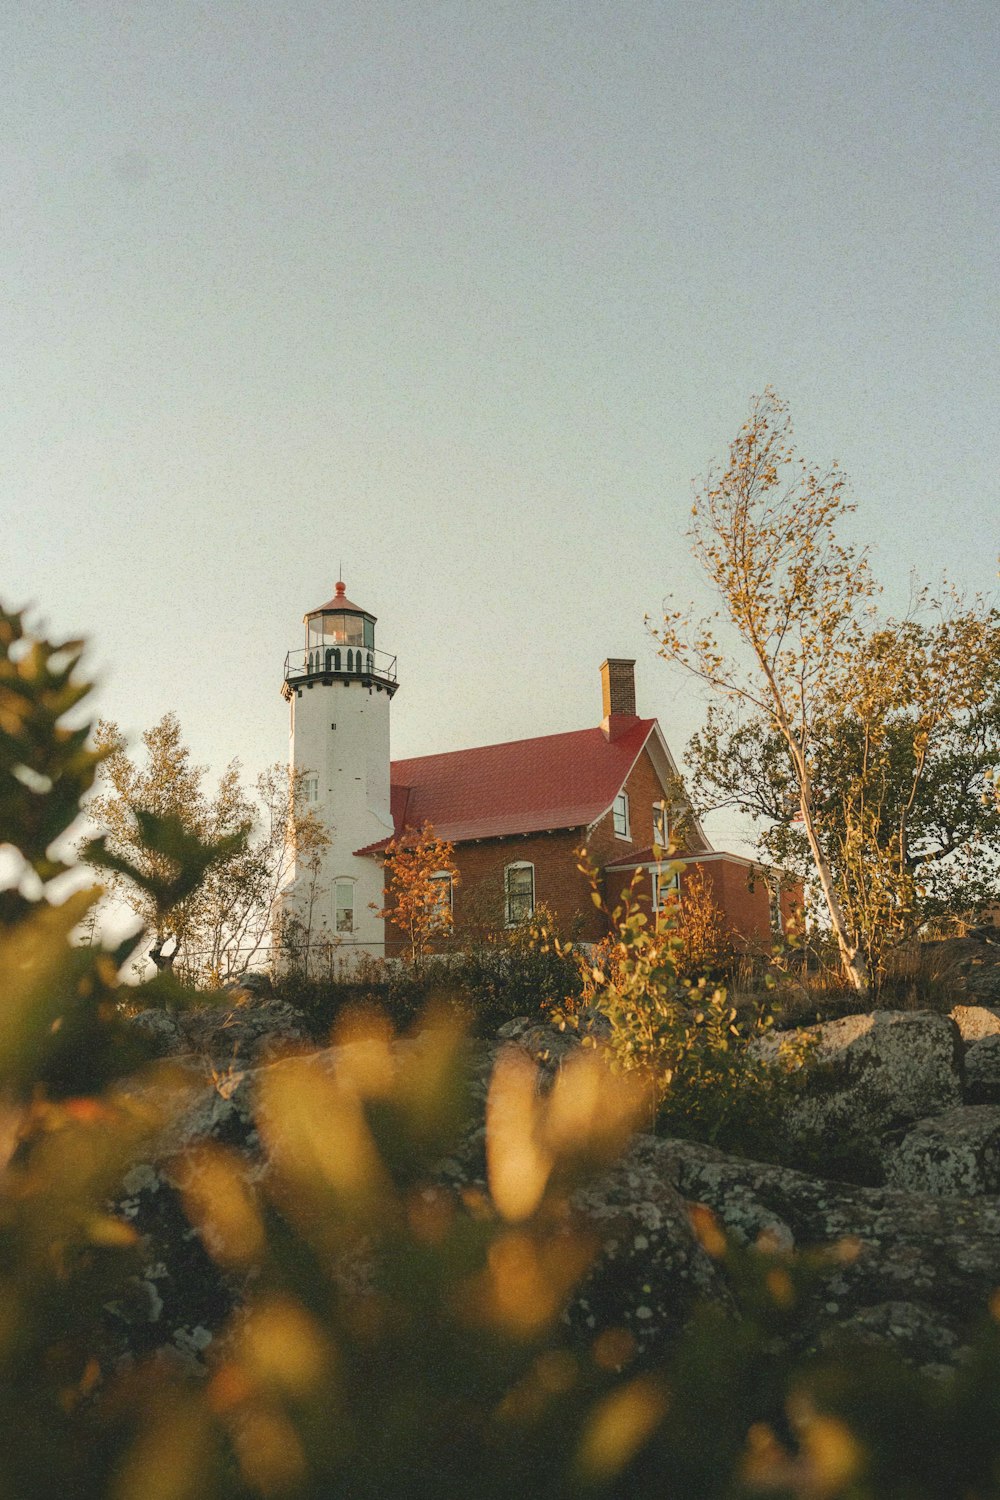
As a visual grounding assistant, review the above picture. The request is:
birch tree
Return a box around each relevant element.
[655,390,877,991]
[686,604,1000,983]
[87,714,327,981]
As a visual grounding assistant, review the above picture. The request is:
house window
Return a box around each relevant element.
[653,802,668,849]
[613,791,630,839]
[505,862,535,925]
[302,774,319,804]
[430,872,454,929]
[335,880,355,933]
[652,868,680,912]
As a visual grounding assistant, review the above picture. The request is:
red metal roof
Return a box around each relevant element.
[354,717,655,854]
[306,580,373,618]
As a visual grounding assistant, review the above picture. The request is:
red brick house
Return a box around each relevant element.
[358,658,799,953]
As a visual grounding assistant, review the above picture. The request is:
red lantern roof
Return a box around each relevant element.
[306,580,373,619]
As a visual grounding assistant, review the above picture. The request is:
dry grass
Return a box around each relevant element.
[728,939,970,1031]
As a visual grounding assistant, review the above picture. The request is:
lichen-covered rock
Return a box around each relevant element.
[947,936,1000,1005]
[177,995,308,1067]
[885,1106,1000,1196]
[129,1008,186,1057]
[129,990,307,1069]
[965,1034,1000,1104]
[111,1028,1000,1379]
[659,1136,1000,1371]
[818,1300,965,1375]
[108,1157,238,1372]
[568,1136,735,1358]
[949,1005,1000,1044]
[495,1009,610,1081]
[222,971,273,998]
[756,1010,962,1142]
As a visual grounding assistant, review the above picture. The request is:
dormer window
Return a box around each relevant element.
[613,791,630,839]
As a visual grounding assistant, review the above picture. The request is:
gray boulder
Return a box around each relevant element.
[949,1004,1000,1044]
[661,1136,1000,1372]
[129,1008,186,1057]
[177,995,308,1067]
[885,1106,1000,1196]
[755,1010,962,1143]
[112,1029,1000,1379]
[965,1034,1000,1104]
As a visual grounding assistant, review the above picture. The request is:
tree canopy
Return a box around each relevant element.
[656,390,999,992]
[85,713,326,981]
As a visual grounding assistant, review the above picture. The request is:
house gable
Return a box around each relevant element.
[585,722,713,859]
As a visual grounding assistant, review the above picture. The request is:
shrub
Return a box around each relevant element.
[282,934,583,1043]
[552,861,802,1156]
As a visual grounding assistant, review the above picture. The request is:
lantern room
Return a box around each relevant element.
[283,580,398,696]
[306,580,376,653]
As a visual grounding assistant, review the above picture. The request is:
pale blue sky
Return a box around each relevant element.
[3,1,997,853]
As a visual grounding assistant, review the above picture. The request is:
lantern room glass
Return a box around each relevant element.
[307,612,372,649]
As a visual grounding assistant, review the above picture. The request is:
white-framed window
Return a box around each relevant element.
[652,868,680,912]
[613,791,630,839]
[335,879,355,933]
[302,774,319,804]
[653,801,668,849]
[429,872,454,929]
[505,862,535,925]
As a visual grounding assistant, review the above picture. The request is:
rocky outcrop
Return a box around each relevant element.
[965,1034,1000,1104]
[949,1004,1000,1044]
[110,1008,1000,1381]
[114,1043,734,1371]
[659,1136,1000,1375]
[570,1136,733,1355]
[756,1010,963,1142]
[496,1008,610,1080]
[884,1106,1000,1196]
[129,993,308,1069]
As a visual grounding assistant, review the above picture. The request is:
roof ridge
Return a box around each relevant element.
[391,717,654,769]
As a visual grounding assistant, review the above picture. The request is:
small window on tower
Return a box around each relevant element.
[336,881,355,933]
[302,775,319,804]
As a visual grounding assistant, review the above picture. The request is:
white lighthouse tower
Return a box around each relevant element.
[280,580,397,965]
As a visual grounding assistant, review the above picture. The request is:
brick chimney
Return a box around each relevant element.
[600,658,637,740]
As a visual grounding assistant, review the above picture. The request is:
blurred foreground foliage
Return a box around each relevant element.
[8,604,1000,1497]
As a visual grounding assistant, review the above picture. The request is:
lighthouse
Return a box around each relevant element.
[280,580,398,964]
